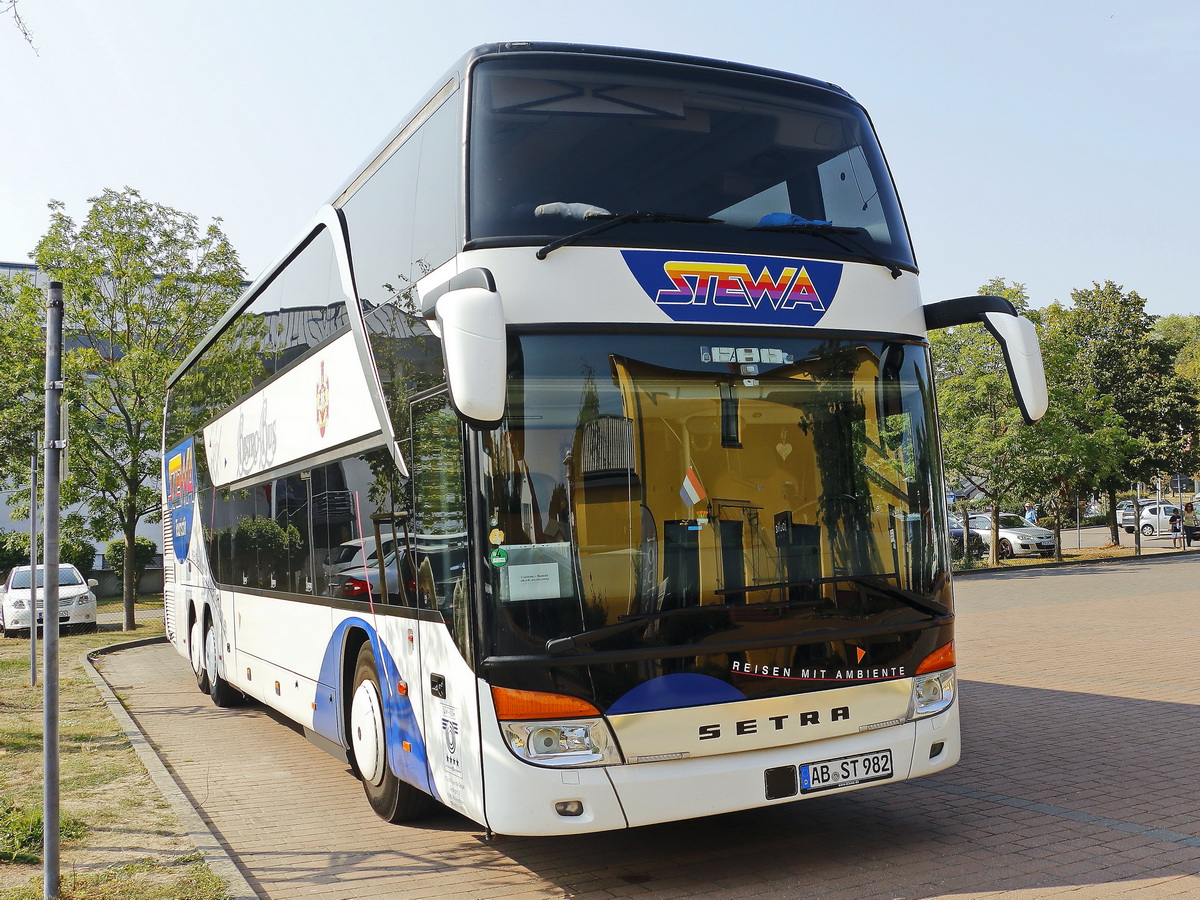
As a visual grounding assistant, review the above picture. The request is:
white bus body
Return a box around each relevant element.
[163,43,1044,836]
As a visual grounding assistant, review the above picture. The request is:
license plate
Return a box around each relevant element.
[800,749,893,793]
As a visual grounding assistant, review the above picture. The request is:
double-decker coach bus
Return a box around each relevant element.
[162,42,1046,836]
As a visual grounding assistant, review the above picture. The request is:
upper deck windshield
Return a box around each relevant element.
[467,54,915,271]
[481,333,950,699]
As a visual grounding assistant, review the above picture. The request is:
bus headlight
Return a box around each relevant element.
[910,669,956,719]
[501,719,622,767]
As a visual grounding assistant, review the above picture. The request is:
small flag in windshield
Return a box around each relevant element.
[680,467,706,507]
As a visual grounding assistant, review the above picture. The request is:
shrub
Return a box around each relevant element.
[232,517,290,587]
[0,530,96,582]
[0,531,29,582]
[105,535,159,599]
[60,535,97,578]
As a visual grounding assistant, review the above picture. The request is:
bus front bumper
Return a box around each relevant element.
[481,702,958,835]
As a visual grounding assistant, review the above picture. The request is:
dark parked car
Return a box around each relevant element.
[948,519,986,560]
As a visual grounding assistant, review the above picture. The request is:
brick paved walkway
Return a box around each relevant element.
[96,555,1200,899]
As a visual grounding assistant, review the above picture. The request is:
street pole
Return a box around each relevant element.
[43,281,64,900]
[29,444,38,686]
[1133,485,1142,557]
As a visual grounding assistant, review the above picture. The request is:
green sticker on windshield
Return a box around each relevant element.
[489,547,509,568]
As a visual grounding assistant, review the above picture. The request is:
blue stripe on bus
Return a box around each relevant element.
[607,673,746,714]
[314,619,437,799]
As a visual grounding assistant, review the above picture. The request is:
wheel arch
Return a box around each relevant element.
[340,625,373,774]
[186,599,199,638]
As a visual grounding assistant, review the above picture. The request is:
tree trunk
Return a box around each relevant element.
[1105,485,1120,545]
[1053,493,1067,562]
[988,505,1000,567]
[123,523,137,631]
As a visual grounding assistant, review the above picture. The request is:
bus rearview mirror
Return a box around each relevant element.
[435,286,507,425]
[980,311,1048,424]
[923,295,1048,425]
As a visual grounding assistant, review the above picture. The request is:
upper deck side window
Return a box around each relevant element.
[466,55,915,270]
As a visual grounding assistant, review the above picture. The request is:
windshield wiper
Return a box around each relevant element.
[841,575,949,617]
[544,598,777,656]
[536,211,722,260]
[749,219,903,279]
[719,575,947,617]
[545,575,948,656]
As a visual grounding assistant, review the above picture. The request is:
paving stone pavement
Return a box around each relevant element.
[96,555,1200,899]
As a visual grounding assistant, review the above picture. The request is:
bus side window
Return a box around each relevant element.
[409,391,470,649]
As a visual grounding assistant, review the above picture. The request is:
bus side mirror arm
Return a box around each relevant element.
[924,295,1048,425]
[434,286,507,426]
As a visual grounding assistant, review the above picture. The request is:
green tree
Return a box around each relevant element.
[1152,314,1200,389]
[0,527,96,580]
[105,535,158,601]
[1011,303,1134,558]
[33,187,245,628]
[1067,282,1200,542]
[929,277,1032,564]
[0,273,47,467]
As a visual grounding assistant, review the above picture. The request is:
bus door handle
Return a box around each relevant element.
[430,673,447,699]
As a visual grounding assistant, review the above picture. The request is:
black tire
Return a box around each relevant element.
[998,539,1014,559]
[204,618,239,708]
[348,643,434,823]
[1140,523,1155,536]
[191,618,210,693]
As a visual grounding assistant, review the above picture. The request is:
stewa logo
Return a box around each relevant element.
[623,250,842,327]
[165,438,196,562]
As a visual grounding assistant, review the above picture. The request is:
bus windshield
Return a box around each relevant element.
[468,54,914,270]
[481,333,949,686]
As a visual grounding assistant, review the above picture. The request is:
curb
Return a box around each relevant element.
[83,637,261,900]
[954,545,1198,577]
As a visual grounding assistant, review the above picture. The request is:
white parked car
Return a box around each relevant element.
[1121,503,1181,536]
[1,564,98,637]
[321,535,401,581]
[967,514,1057,559]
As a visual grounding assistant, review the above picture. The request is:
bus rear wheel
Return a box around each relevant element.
[204,619,239,708]
[349,643,434,823]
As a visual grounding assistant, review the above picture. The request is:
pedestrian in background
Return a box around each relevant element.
[1023,502,1037,525]
[1169,508,1183,549]
[1183,503,1199,549]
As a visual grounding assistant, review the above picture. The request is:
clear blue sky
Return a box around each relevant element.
[2,0,1197,317]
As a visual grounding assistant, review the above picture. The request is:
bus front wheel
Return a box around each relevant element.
[349,643,433,823]
[190,619,210,694]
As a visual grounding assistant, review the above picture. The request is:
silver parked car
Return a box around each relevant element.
[967,514,1057,559]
